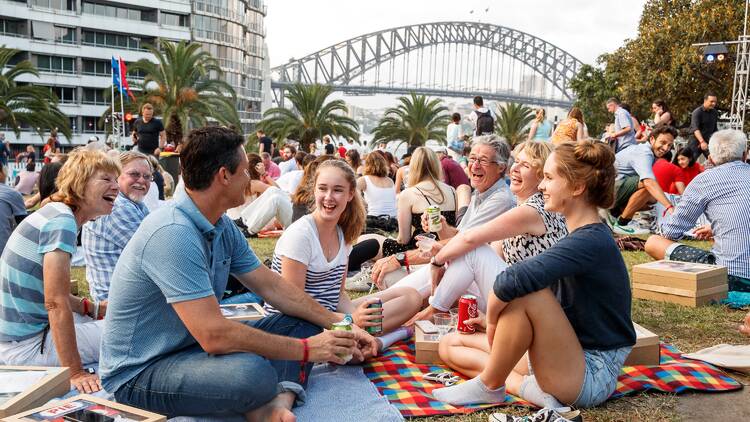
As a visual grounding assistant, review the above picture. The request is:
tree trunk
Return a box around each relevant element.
[165,112,183,146]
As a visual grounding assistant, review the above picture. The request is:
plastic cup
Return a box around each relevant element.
[449,308,459,332]
[415,233,437,253]
[433,313,452,338]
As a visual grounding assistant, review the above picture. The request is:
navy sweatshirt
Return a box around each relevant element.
[494,223,636,350]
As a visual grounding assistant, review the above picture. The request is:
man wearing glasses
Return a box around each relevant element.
[82,151,152,301]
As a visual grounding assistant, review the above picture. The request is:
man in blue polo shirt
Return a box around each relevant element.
[100,126,376,421]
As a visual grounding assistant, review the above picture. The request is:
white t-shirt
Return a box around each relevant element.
[276,170,304,194]
[267,215,351,312]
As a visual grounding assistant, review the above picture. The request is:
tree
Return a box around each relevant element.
[0,46,71,141]
[569,61,619,137]
[371,93,449,148]
[494,102,534,146]
[577,0,743,128]
[126,40,240,144]
[258,83,359,152]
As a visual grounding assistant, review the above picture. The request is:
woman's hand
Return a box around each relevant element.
[70,369,102,394]
[352,298,383,329]
[371,255,400,289]
[405,305,436,327]
[463,310,487,332]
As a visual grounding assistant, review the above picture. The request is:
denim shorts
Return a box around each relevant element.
[573,346,631,408]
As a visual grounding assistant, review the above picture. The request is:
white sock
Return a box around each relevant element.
[376,326,413,351]
[519,375,565,410]
[432,376,506,405]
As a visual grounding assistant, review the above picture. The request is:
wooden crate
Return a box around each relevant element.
[632,260,727,307]
[219,303,266,321]
[0,366,69,418]
[624,323,660,366]
[414,324,444,365]
[3,394,166,422]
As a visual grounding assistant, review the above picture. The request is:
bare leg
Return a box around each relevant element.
[245,392,296,422]
[644,234,675,260]
[480,289,584,404]
[620,186,654,220]
[439,332,490,378]
[353,287,422,332]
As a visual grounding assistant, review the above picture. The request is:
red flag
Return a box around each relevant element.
[118,57,136,101]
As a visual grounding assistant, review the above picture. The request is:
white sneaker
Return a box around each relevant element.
[599,208,617,229]
[345,268,374,292]
[489,407,582,422]
[612,220,650,236]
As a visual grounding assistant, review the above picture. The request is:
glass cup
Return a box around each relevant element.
[449,308,459,333]
[433,313,453,338]
[415,232,437,254]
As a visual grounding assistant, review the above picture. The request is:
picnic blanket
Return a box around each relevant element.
[363,340,742,418]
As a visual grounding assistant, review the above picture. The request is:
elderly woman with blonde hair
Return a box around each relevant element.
[0,148,120,394]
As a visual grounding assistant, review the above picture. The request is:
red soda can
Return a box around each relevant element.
[457,294,478,334]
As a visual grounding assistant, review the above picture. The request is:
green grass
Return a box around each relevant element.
[70,238,748,421]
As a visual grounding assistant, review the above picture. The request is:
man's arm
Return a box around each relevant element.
[690,108,707,146]
[236,265,343,328]
[642,178,672,209]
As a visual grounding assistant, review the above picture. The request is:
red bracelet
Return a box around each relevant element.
[662,205,674,218]
[299,338,309,383]
[403,253,411,274]
[82,298,89,317]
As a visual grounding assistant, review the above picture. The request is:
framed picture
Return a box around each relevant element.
[219,303,265,321]
[0,366,69,418]
[3,394,165,422]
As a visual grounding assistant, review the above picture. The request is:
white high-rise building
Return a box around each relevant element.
[0,0,267,150]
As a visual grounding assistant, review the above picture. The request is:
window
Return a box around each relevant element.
[82,88,107,105]
[82,116,103,133]
[82,2,153,22]
[36,55,75,73]
[31,0,75,11]
[0,18,24,37]
[81,30,146,51]
[49,86,76,103]
[82,59,111,76]
[160,13,188,27]
[54,26,76,44]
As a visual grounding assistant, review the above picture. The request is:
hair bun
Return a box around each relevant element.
[574,141,614,169]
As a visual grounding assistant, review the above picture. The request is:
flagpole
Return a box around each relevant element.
[110,64,116,141]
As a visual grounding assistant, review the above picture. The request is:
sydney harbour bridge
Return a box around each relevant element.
[270,21,585,109]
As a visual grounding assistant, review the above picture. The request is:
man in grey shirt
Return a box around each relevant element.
[606,98,636,152]
[0,165,26,253]
[370,135,515,286]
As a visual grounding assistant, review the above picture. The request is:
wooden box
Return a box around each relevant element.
[3,394,166,422]
[414,324,444,365]
[632,260,728,307]
[0,366,70,417]
[219,303,266,321]
[624,323,660,366]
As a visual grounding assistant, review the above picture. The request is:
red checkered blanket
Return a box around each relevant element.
[363,341,741,418]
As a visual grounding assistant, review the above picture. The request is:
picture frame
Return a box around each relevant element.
[219,303,266,321]
[0,366,69,418]
[3,394,166,422]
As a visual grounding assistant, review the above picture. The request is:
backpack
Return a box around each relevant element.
[475,110,494,135]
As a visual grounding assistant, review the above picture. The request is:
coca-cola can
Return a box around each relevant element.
[457,294,478,334]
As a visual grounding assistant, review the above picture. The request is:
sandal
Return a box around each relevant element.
[424,371,461,386]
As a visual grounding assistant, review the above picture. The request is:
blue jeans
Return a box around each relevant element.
[113,314,321,418]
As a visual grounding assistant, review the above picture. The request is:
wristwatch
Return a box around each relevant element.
[395,253,406,266]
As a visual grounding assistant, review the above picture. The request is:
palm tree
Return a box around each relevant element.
[370,93,449,148]
[125,40,240,144]
[0,46,71,141]
[495,103,534,147]
[258,83,359,152]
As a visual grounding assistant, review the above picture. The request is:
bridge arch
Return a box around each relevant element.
[271,21,585,104]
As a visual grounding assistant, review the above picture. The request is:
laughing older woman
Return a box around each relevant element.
[83,151,152,301]
[0,149,120,394]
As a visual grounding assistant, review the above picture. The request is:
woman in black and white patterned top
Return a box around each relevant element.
[501,191,568,265]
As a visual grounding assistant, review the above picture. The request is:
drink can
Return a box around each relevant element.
[366,298,383,335]
[457,294,479,334]
[330,320,354,362]
[426,205,442,232]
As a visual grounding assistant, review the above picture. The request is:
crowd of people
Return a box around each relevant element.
[0,92,748,422]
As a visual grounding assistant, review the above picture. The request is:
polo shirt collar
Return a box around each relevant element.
[175,194,225,241]
[474,178,504,205]
[116,191,148,212]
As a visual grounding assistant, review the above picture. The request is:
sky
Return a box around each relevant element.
[264,0,647,108]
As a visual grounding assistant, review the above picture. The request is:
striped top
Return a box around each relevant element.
[662,161,750,280]
[267,215,350,313]
[0,202,78,342]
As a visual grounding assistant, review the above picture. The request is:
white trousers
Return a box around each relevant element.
[240,187,293,234]
[0,314,103,366]
[389,245,508,313]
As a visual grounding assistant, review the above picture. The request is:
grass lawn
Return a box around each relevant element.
[70,237,748,422]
